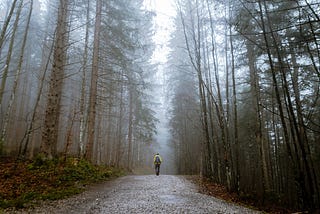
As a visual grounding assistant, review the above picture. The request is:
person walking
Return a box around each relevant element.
[153,153,162,176]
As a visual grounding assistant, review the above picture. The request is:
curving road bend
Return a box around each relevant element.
[9,175,261,214]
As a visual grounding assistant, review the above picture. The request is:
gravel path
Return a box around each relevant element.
[7,175,261,214]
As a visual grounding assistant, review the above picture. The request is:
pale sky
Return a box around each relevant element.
[144,0,176,63]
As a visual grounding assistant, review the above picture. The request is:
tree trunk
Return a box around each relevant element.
[85,0,102,162]
[79,0,90,159]
[106,100,113,165]
[263,0,318,207]
[289,45,319,207]
[229,2,240,192]
[127,88,134,169]
[0,0,23,108]
[258,0,306,208]
[115,78,124,167]
[63,107,76,161]
[178,1,212,177]
[41,0,69,159]
[21,28,55,158]
[0,0,24,155]
[4,0,32,157]
[246,39,270,194]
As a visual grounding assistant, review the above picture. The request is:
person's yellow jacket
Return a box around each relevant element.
[153,154,162,164]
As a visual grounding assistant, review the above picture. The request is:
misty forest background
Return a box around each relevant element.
[0,0,319,210]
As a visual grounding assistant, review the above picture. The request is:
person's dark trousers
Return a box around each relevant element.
[155,164,160,175]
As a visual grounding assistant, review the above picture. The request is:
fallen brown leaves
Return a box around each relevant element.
[0,158,53,202]
[188,176,297,214]
[0,156,124,209]
[189,176,243,204]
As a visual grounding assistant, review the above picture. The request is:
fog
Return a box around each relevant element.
[145,0,177,174]
[152,65,177,175]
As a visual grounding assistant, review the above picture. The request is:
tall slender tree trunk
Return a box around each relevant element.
[290,46,320,206]
[0,0,23,154]
[95,106,102,165]
[229,1,239,192]
[205,0,232,184]
[106,101,113,165]
[85,0,102,162]
[115,79,124,167]
[21,29,55,158]
[262,0,318,207]
[41,0,69,159]
[79,0,90,158]
[258,0,306,208]
[206,2,231,190]
[196,0,212,178]
[178,1,212,177]
[223,2,234,191]
[246,39,270,195]
[4,0,33,157]
[127,88,134,169]
[63,107,76,161]
[0,0,23,108]
[205,40,221,182]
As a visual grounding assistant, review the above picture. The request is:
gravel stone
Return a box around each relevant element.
[6,175,261,214]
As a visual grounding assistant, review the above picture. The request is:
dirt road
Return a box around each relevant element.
[9,175,261,213]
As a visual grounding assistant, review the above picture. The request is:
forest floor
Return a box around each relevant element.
[190,177,304,214]
[0,156,124,210]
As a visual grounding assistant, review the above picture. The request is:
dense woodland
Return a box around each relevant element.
[0,0,319,211]
[0,0,157,168]
[169,0,320,210]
